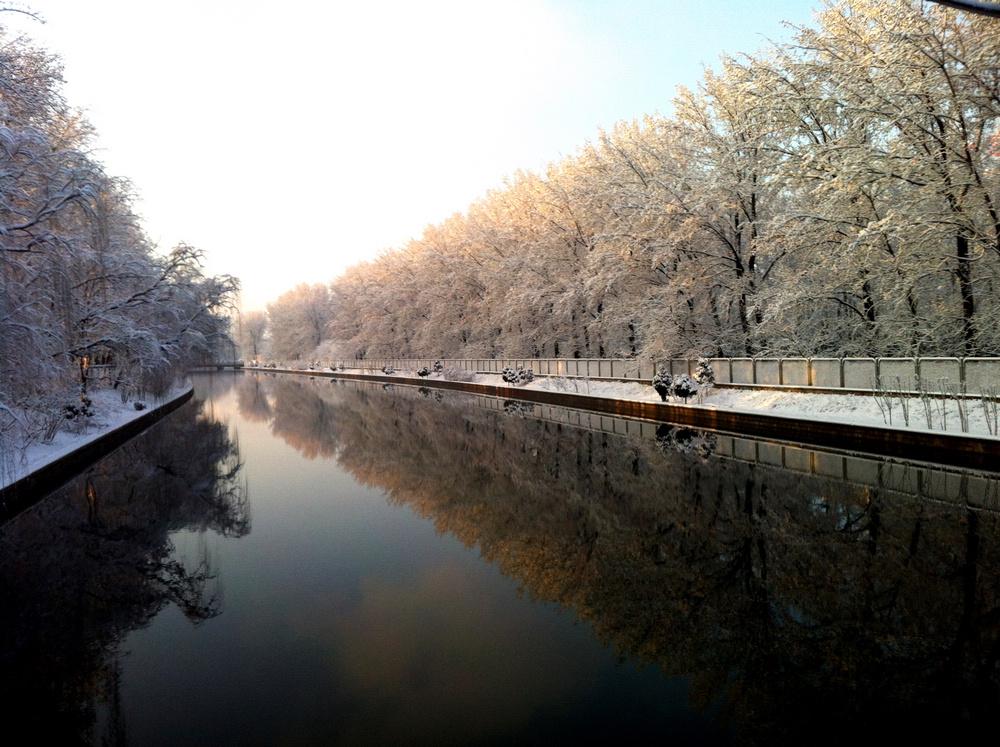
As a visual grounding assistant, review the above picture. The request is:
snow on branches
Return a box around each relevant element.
[0,25,238,461]
[265,1,1000,365]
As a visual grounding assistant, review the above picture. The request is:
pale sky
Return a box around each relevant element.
[7,1,818,310]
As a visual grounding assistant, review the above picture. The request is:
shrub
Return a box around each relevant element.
[652,368,673,402]
[381,365,396,374]
[501,366,534,385]
[433,360,444,373]
[63,395,94,420]
[672,374,699,402]
[695,357,715,387]
[417,367,431,377]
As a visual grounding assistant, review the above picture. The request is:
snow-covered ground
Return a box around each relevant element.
[296,367,999,439]
[0,384,192,490]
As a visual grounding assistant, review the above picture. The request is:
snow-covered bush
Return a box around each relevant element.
[433,360,444,373]
[62,393,96,434]
[63,396,95,421]
[695,358,715,387]
[417,367,431,377]
[672,375,699,402]
[134,402,146,411]
[501,366,534,385]
[652,368,673,402]
[381,365,396,375]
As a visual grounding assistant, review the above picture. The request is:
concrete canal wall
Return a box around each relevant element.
[0,386,194,520]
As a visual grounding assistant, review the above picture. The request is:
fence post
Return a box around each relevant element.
[752,358,758,385]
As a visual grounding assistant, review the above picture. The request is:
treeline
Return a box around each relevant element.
[0,22,237,443]
[265,0,1000,363]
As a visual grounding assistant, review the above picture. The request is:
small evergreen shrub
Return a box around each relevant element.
[64,396,94,420]
[672,374,699,402]
[502,366,534,385]
[695,357,715,387]
[652,368,673,402]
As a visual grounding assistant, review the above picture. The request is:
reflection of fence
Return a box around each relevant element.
[326,376,1000,514]
[319,357,1000,394]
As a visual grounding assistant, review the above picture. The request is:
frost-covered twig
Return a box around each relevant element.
[893,377,910,427]
[981,387,999,436]
[872,377,893,426]
[946,382,969,433]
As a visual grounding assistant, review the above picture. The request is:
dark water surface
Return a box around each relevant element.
[3,371,1000,745]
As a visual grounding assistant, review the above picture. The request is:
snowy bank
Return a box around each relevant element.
[353,368,999,439]
[248,367,1000,470]
[0,384,194,493]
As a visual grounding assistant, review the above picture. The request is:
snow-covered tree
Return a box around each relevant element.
[240,311,268,360]
[0,23,239,459]
[267,283,334,360]
[265,0,999,363]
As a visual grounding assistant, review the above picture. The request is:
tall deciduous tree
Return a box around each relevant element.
[267,284,334,360]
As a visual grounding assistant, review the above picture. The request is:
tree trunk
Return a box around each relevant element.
[956,233,976,355]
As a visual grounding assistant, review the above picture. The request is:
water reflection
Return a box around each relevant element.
[243,373,1000,742]
[0,397,247,744]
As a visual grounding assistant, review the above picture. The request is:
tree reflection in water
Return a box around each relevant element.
[0,397,247,745]
[246,373,1000,742]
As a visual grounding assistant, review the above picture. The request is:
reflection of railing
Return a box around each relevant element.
[307,356,1000,395]
[251,367,1000,471]
[331,376,1000,515]
[190,361,243,371]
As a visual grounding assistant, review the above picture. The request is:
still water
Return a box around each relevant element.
[3,371,1000,745]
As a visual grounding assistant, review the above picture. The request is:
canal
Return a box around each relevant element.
[3,371,999,744]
